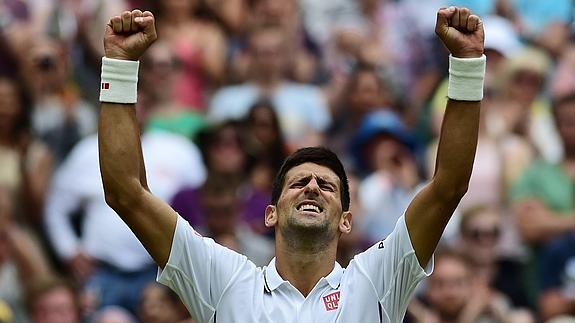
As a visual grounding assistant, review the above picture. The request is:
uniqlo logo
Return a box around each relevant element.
[322,291,340,311]
[101,82,110,90]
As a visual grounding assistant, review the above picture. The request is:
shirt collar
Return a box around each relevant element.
[264,258,344,292]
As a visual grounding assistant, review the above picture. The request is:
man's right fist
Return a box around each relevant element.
[104,10,157,61]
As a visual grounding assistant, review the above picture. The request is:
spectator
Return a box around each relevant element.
[44,130,206,314]
[326,63,396,166]
[499,0,572,57]
[351,110,422,243]
[457,205,530,309]
[0,76,53,228]
[241,100,288,235]
[27,277,80,323]
[153,0,227,110]
[139,40,207,140]
[407,249,533,323]
[538,233,575,321]
[138,282,192,323]
[0,186,52,323]
[171,121,249,227]
[19,36,97,164]
[209,25,331,150]
[490,47,560,163]
[246,0,320,83]
[511,92,575,304]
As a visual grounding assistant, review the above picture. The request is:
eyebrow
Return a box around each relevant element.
[288,174,338,189]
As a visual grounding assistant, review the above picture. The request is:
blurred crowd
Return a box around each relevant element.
[1,0,575,322]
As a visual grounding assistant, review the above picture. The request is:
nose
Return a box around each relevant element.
[303,178,320,196]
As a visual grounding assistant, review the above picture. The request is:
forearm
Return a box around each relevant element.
[431,99,480,199]
[515,203,575,243]
[98,103,147,205]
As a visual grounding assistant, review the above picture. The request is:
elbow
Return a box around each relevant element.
[102,179,144,211]
[431,177,469,203]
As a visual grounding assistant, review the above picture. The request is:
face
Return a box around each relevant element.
[266,163,351,246]
[139,284,183,323]
[555,101,575,153]
[349,71,383,114]
[160,0,197,15]
[249,30,288,76]
[141,43,179,99]
[509,69,543,105]
[250,105,279,147]
[22,39,67,96]
[207,126,246,174]
[252,0,296,28]
[31,287,78,323]
[461,210,501,265]
[426,257,470,318]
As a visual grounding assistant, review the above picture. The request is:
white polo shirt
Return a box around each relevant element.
[158,215,432,323]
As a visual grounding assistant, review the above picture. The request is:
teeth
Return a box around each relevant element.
[298,204,320,213]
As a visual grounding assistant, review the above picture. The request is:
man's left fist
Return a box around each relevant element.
[435,7,484,58]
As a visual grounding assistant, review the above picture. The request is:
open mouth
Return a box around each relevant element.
[296,202,323,214]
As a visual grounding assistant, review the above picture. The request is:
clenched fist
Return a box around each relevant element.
[435,7,484,58]
[104,10,157,61]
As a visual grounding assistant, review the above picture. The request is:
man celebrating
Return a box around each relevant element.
[98,7,484,323]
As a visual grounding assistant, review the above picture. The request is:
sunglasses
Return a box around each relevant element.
[463,227,501,241]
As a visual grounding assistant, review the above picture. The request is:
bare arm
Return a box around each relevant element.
[405,7,484,267]
[98,10,177,268]
[514,199,575,244]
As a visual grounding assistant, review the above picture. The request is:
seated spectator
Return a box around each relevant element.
[44,131,206,314]
[490,47,560,163]
[511,92,575,304]
[407,249,534,323]
[19,36,97,164]
[241,100,287,235]
[139,40,207,140]
[27,277,79,323]
[138,282,192,323]
[351,110,422,243]
[209,25,331,150]
[153,0,227,110]
[0,76,53,228]
[457,205,530,309]
[538,233,575,321]
[0,186,52,323]
[327,63,397,167]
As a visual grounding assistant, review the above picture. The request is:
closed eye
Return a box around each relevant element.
[320,184,335,192]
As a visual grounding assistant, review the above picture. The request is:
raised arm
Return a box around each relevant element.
[405,7,485,267]
[98,10,177,268]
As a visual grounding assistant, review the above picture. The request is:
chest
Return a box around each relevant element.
[212,277,386,323]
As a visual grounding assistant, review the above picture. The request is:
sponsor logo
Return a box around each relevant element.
[101,82,110,90]
[322,291,341,311]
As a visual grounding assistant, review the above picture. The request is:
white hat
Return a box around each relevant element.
[483,15,523,57]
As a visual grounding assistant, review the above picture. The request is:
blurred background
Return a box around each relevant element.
[1,0,575,322]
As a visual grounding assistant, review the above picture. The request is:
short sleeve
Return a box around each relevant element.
[157,215,255,322]
[353,215,432,322]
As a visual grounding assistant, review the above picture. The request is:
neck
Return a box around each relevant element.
[274,235,338,297]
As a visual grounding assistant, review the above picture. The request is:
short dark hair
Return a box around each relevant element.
[271,147,350,211]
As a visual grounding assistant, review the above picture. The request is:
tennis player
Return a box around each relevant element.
[98,6,485,322]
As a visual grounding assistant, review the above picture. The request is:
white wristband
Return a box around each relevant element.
[99,57,139,104]
[447,54,486,101]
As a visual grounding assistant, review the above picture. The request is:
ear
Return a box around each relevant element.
[339,211,352,234]
[264,205,277,228]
